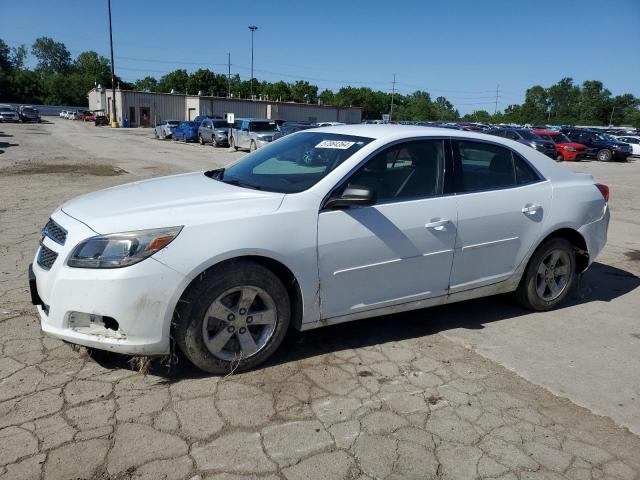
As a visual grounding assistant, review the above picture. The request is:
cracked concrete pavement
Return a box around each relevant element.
[1,119,639,479]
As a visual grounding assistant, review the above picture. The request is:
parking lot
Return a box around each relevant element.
[1,119,639,480]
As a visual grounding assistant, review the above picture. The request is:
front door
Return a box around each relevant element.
[139,107,150,127]
[318,139,457,320]
[449,139,551,292]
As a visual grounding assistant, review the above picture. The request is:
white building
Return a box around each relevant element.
[88,88,362,127]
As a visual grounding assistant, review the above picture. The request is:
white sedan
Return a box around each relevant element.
[614,135,640,156]
[30,126,610,373]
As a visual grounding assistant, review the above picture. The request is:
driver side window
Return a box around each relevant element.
[347,140,444,202]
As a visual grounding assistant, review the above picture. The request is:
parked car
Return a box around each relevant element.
[17,106,41,123]
[59,110,68,118]
[93,110,109,126]
[198,119,230,146]
[561,128,632,162]
[154,120,180,140]
[489,128,557,158]
[272,122,316,140]
[193,114,223,124]
[316,122,346,127]
[173,121,200,142]
[30,125,610,373]
[532,130,587,162]
[83,112,96,122]
[67,111,80,120]
[229,118,278,151]
[613,135,640,156]
[0,105,20,122]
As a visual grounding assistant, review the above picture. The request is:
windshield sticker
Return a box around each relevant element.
[315,140,356,149]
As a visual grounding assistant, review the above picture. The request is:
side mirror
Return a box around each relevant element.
[325,185,377,209]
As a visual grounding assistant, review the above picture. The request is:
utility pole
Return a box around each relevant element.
[609,105,616,127]
[107,0,118,127]
[390,74,396,121]
[227,53,231,98]
[493,83,499,116]
[248,25,258,99]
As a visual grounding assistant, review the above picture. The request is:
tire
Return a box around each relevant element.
[230,136,238,151]
[154,130,159,139]
[514,237,575,311]
[249,140,257,152]
[555,153,564,162]
[174,260,291,374]
[199,135,204,145]
[597,149,612,162]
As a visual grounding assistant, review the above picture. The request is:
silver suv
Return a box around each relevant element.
[229,118,278,151]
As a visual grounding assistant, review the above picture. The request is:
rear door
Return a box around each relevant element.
[449,139,551,292]
[318,139,457,319]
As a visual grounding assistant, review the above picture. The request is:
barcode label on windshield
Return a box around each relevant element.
[315,140,355,149]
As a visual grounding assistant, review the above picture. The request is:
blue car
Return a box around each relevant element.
[173,121,200,142]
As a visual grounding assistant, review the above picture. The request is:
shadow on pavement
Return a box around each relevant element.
[88,261,639,379]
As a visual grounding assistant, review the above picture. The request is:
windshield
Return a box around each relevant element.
[219,132,373,193]
[596,133,617,142]
[250,121,277,132]
[518,130,542,141]
[212,120,228,128]
[550,133,571,144]
[167,121,180,126]
[0,107,13,112]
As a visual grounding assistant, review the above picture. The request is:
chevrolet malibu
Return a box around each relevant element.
[30,126,610,373]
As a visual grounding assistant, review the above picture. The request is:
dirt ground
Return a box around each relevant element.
[0,119,639,480]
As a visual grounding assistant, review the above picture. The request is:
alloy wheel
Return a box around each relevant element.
[535,249,571,301]
[201,285,277,361]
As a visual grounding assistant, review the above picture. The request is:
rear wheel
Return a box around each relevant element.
[597,149,612,162]
[174,261,290,374]
[199,135,204,145]
[555,153,564,162]
[230,136,238,151]
[514,237,575,311]
[249,140,257,152]
[154,129,159,139]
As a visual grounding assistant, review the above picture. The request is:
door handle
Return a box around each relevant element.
[425,218,450,230]
[521,203,541,215]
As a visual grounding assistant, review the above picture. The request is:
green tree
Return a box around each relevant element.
[158,69,189,94]
[462,110,492,123]
[433,96,459,121]
[319,89,335,105]
[290,80,318,103]
[134,76,158,92]
[261,81,292,101]
[546,78,580,124]
[32,36,71,74]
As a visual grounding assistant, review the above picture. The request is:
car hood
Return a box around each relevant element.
[557,142,586,149]
[61,172,285,234]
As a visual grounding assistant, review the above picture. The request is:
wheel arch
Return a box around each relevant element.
[531,227,589,273]
[173,255,305,332]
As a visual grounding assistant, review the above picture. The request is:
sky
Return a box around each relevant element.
[1,0,639,114]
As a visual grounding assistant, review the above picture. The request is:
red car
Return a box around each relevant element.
[532,130,587,162]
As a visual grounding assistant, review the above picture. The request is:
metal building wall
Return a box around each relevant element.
[120,91,185,126]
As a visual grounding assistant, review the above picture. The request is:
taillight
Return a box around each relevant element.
[595,183,609,202]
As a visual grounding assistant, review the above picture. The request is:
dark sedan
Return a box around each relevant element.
[490,128,557,158]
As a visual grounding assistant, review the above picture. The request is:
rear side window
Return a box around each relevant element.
[454,141,539,192]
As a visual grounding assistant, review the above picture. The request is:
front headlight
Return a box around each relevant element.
[67,226,182,268]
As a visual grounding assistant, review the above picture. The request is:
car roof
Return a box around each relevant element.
[532,130,559,135]
[309,124,507,141]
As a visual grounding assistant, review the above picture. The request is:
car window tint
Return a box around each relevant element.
[347,140,444,201]
[455,141,516,192]
[513,154,540,185]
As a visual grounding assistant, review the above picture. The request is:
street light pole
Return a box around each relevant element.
[107,0,118,127]
[248,25,258,99]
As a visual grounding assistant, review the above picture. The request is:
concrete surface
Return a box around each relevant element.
[0,119,639,480]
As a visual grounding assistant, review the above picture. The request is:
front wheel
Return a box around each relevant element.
[514,237,575,311]
[597,149,612,162]
[249,140,257,152]
[199,135,204,145]
[230,136,238,151]
[174,261,291,374]
[556,153,564,162]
